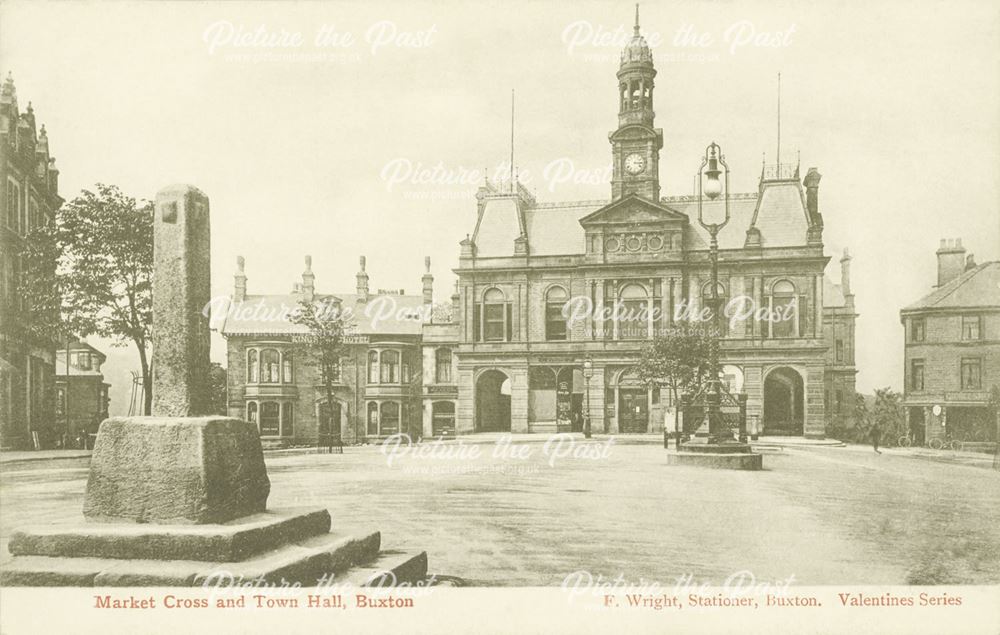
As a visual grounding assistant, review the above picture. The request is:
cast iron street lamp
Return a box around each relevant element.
[583,355,593,439]
[696,142,734,445]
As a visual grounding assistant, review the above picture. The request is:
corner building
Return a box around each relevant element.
[451,16,858,438]
[900,240,999,444]
[0,74,63,449]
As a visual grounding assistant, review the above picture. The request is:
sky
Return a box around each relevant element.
[1,0,998,414]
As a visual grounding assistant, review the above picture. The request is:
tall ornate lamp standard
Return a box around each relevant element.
[667,143,762,469]
[695,142,733,445]
[583,355,593,439]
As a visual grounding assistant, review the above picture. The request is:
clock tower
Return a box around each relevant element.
[610,6,663,202]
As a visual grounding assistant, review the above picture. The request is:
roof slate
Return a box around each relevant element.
[474,180,812,257]
[903,262,1000,311]
[219,293,428,337]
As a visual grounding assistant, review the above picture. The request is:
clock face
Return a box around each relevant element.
[624,153,646,175]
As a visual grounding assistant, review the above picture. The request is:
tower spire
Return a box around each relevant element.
[612,4,661,201]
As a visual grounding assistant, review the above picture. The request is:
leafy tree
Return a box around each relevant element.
[636,322,718,414]
[853,393,871,429]
[23,185,154,414]
[208,362,228,416]
[289,297,350,450]
[871,387,905,442]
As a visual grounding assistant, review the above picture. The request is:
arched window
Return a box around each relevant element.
[435,348,453,383]
[260,349,280,383]
[480,288,509,342]
[282,352,293,384]
[771,280,797,338]
[282,402,294,436]
[368,351,379,384]
[246,401,257,424]
[381,351,399,384]
[367,402,379,436]
[545,286,569,341]
[618,284,649,339]
[259,401,280,436]
[247,349,259,383]
[380,402,400,435]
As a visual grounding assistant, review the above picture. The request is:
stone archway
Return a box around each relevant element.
[476,370,511,432]
[763,367,804,436]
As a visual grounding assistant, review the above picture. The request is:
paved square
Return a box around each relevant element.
[2,439,998,586]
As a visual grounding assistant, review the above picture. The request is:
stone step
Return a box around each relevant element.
[340,550,429,588]
[0,530,381,587]
[8,507,332,563]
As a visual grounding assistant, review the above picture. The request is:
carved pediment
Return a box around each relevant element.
[579,194,688,228]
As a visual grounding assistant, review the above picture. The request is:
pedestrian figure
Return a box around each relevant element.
[870,421,882,454]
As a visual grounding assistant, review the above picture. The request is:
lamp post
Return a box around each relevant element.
[583,355,593,439]
[696,142,733,445]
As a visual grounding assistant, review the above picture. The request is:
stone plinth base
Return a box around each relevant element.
[681,440,754,454]
[668,451,763,470]
[9,508,331,562]
[1,506,428,587]
[84,416,270,525]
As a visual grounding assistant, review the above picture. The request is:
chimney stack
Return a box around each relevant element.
[234,256,247,302]
[422,257,434,306]
[803,167,822,219]
[840,248,853,297]
[450,280,461,323]
[301,255,315,302]
[356,256,369,303]
[965,253,977,271]
[936,238,966,287]
[840,248,854,309]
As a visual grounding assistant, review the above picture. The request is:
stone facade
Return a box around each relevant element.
[220,15,858,442]
[451,16,858,439]
[220,256,443,446]
[900,241,999,443]
[0,73,63,449]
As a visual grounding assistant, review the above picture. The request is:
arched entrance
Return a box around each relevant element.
[476,370,511,432]
[763,367,804,435]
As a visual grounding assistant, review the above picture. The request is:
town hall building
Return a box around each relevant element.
[450,13,857,438]
[220,13,857,444]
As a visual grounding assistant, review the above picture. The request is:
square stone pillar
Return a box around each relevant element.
[152,185,211,417]
[510,368,529,433]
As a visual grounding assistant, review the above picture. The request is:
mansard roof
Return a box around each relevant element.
[902,262,1000,313]
[470,177,818,257]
